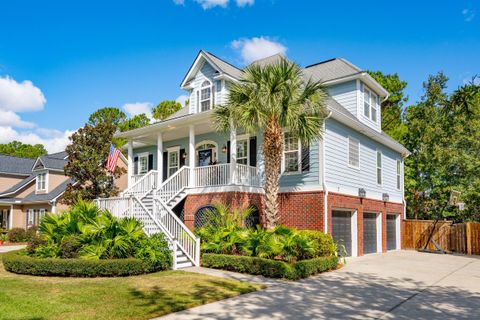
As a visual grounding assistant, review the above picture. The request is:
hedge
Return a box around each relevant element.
[2,250,155,277]
[202,253,338,280]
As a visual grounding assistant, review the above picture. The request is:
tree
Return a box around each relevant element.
[367,71,408,141]
[152,100,182,121]
[0,141,47,158]
[88,107,127,126]
[118,114,151,131]
[63,122,126,204]
[213,59,328,228]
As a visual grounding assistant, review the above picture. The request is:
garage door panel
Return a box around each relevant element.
[363,213,377,254]
[387,215,397,250]
[332,211,352,257]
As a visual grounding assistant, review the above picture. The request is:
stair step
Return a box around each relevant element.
[176,255,189,263]
[176,261,193,269]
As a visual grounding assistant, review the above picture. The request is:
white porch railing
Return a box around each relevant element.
[158,166,190,203]
[96,196,130,217]
[193,163,230,187]
[235,163,261,187]
[124,170,159,198]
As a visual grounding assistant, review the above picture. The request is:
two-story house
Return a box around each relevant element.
[0,151,128,230]
[96,50,410,268]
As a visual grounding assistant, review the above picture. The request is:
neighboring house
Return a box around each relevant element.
[0,151,128,230]
[96,50,410,269]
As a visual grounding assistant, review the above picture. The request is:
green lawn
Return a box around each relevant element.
[0,255,261,320]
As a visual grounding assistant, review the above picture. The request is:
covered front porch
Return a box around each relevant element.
[122,111,262,190]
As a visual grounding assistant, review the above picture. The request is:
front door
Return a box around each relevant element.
[198,149,212,167]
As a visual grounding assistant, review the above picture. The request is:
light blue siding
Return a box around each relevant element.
[325,118,403,203]
[188,62,224,114]
[328,81,358,116]
[358,82,382,132]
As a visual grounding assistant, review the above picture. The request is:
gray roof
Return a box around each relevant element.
[20,178,72,203]
[46,151,68,159]
[165,106,189,121]
[326,98,409,155]
[248,53,287,68]
[36,155,67,171]
[0,155,35,175]
[203,51,244,80]
[0,174,36,196]
[303,58,362,83]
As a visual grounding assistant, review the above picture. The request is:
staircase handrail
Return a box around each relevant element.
[123,170,159,197]
[131,195,175,242]
[157,166,190,203]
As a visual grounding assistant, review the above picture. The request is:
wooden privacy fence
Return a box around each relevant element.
[403,220,480,255]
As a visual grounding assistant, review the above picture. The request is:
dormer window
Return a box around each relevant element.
[37,172,47,192]
[363,86,378,123]
[200,80,212,112]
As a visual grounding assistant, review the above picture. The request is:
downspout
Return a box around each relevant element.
[322,111,333,234]
[9,204,13,230]
[401,152,409,220]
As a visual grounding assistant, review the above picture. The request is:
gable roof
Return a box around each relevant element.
[0,174,37,197]
[32,154,68,171]
[20,178,73,203]
[0,154,36,176]
[303,58,361,83]
[248,53,287,68]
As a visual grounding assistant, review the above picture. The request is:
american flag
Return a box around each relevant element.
[107,144,120,172]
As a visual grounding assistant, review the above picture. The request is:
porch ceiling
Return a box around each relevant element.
[128,118,217,147]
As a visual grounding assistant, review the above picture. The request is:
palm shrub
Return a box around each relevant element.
[213,59,328,229]
[299,230,337,257]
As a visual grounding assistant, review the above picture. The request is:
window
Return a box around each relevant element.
[396,160,401,190]
[0,209,9,229]
[377,151,382,185]
[36,172,47,192]
[200,80,212,112]
[138,154,149,175]
[236,139,249,165]
[348,137,360,168]
[168,148,179,177]
[27,209,46,227]
[363,86,378,122]
[283,132,301,173]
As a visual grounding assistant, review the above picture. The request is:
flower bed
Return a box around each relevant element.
[202,253,338,280]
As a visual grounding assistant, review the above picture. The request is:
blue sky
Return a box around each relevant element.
[0,0,478,152]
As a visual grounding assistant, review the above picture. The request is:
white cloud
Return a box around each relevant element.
[0,126,74,153]
[194,0,228,9]
[0,76,46,112]
[123,102,153,118]
[176,95,189,107]
[236,0,254,7]
[231,36,287,64]
[0,110,35,128]
[462,9,475,22]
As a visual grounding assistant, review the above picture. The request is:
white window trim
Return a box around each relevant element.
[199,80,213,112]
[362,85,379,123]
[167,146,180,177]
[36,171,48,193]
[281,131,302,175]
[236,134,250,165]
[137,152,149,175]
[396,159,401,190]
[195,140,218,164]
[376,150,383,186]
[347,136,360,169]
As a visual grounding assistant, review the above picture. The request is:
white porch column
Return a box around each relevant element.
[157,132,163,186]
[229,121,236,184]
[127,140,134,187]
[189,125,195,186]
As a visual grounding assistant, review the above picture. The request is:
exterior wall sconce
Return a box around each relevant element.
[222,144,227,153]
[182,152,187,159]
[382,193,390,202]
[358,188,366,198]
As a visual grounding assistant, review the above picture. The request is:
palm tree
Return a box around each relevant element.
[213,58,328,229]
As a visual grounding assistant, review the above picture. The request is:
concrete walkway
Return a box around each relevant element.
[0,245,26,253]
[157,251,480,320]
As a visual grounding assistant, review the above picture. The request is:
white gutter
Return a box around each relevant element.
[322,111,333,233]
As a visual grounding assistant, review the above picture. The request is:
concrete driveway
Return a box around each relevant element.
[158,251,480,320]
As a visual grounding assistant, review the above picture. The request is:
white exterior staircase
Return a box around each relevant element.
[95,163,261,269]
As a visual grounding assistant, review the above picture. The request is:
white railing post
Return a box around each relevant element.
[127,140,134,188]
[195,238,200,266]
[157,132,163,187]
[189,125,195,187]
[229,121,236,185]
[172,240,178,270]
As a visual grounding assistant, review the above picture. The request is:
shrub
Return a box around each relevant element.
[26,226,38,241]
[299,230,336,257]
[135,233,172,271]
[7,228,27,242]
[59,236,83,259]
[2,250,153,277]
[26,235,47,255]
[202,253,338,280]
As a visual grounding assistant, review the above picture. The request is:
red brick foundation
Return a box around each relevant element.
[183,190,404,256]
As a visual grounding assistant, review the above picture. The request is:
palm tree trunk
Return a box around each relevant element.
[262,118,283,229]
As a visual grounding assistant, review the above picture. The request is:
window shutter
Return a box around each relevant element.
[301,143,310,172]
[249,137,257,167]
[148,154,154,171]
[133,156,138,175]
[226,141,231,163]
[162,152,168,181]
[180,149,186,167]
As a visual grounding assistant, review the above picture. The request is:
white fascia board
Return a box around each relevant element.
[323,73,389,98]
